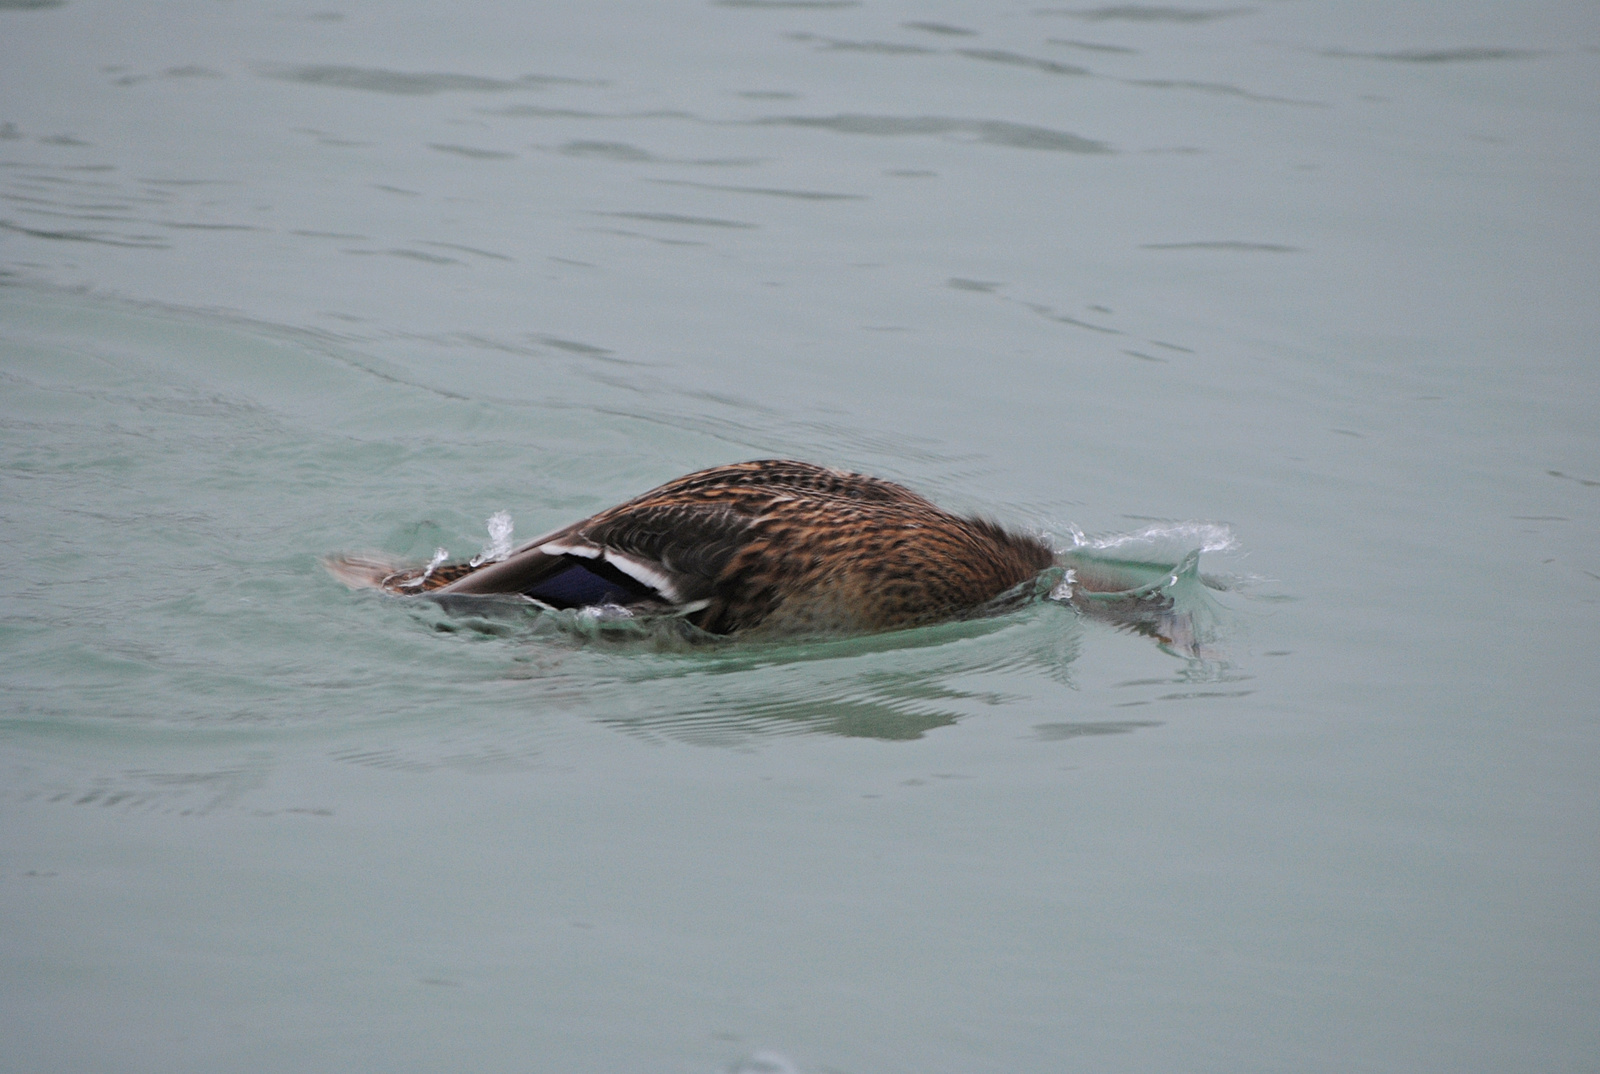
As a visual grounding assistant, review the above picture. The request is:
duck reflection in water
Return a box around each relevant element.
[328,459,1219,651]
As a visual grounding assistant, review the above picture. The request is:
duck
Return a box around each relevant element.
[326,459,1057,637]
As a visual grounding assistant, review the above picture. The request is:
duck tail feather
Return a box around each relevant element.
[323,552,408,591]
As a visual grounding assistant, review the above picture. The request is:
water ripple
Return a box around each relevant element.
[427,143,518,160]
[491,607,1086,744]
[751,114,1113,153]
[954,48,1090,77]
[786,33,936,55]
[903,21,978,38]
[597,210,758,229]
[646,178,865,201]
[0,218,168,248]
[1318,46,1545,64]
[714,0,861,8]
[1035,5,1254,22]
[1142,240,1301,253]
[256,65,598,95]
[1122,78,1326,107]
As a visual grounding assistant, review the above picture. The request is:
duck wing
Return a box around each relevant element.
[437,461,857,603]
[433,498,764,611]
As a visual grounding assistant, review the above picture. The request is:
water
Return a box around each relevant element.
[2,1,1597,1071]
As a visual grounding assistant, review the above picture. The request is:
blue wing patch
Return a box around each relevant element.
[524,558,657,608]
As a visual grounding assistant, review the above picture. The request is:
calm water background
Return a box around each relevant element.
[2,1,1597,1072]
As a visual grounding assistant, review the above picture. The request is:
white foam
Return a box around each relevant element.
[1070,521,1238,556]
[400,546,450,587]
[470,510,515,566]
[1048,566,1078,601]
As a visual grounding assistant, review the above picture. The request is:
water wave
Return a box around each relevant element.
[1051,521,1244,662]
[1066,519,1239,556]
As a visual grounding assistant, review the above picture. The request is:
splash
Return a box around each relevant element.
[398,547,450,588]
[1050,521,1242,664]
[1067,520,1238,556]
[469,510,514,566]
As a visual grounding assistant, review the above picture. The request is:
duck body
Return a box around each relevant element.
[329,460,1055,638]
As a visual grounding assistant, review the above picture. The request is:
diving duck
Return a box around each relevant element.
[327,459,1056,637]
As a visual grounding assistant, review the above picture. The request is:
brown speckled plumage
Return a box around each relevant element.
[328,460,1056,637]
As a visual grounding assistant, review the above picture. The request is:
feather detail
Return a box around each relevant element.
[323,553,407,591]
[600,548,689,604]
[539,539,600,559]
